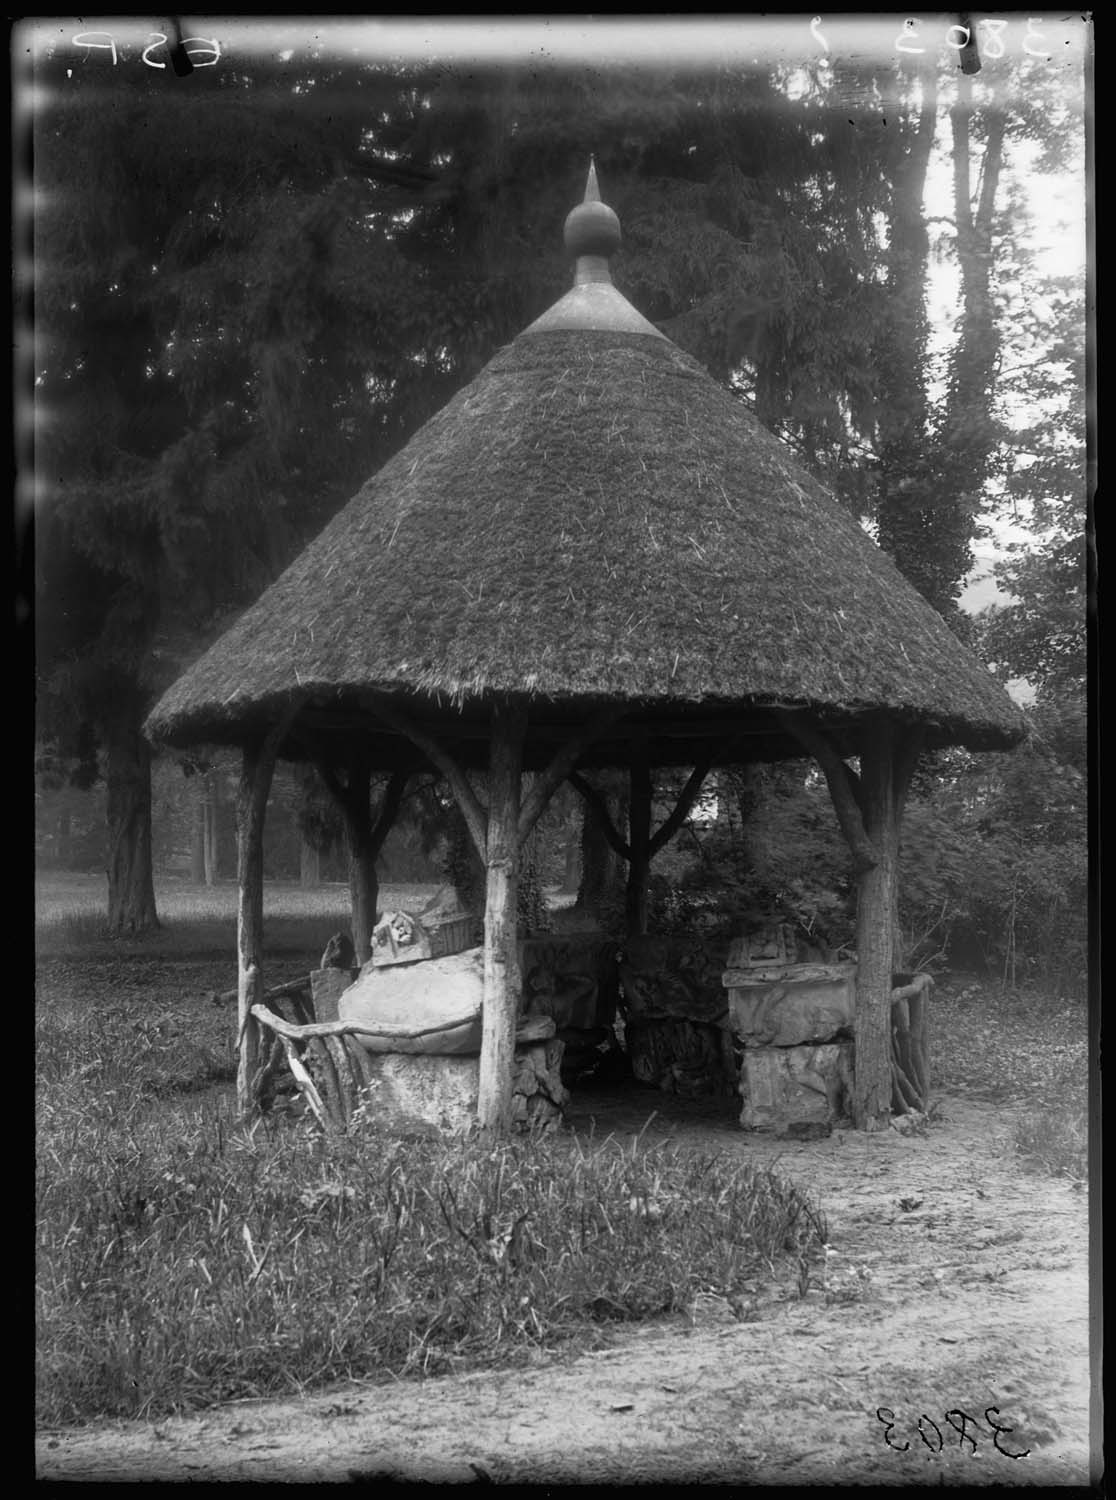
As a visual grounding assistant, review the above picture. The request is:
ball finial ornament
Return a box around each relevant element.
[563,159,621,260]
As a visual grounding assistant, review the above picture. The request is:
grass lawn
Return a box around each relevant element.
[35,871,442,958]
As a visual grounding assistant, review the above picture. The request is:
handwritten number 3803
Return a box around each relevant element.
[893,17,1051,58]
[877,1406,1030,1460]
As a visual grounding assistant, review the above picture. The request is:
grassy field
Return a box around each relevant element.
[35,871,1089,1428]
[34,872,441,958]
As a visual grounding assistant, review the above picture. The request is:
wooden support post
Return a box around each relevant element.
[235,717,290,1118]
[478,700,527,1135]
[568,770,631,861]
[853,720,899,1130]
[347,795,379,968]
[370,699,488,862]
[626,744,652,937]
[571,750,713,938]
[647,753,714,860]
[780,711,924,1131]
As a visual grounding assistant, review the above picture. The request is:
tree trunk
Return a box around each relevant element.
[778,711,922,1130]
[562,823,581,893]
[477,701,526,1135]
[56,808,72,866]
[575,772,627,922]
[203,769,220,886]
[190,785,206,883]
[299,837,320,888]
[105,708,159,935]
[349,840,379,966]
[851,720,924,1129]
[852,728,899,1130]
[236,728,284,1116]
[942,76,1006,565]
[875,69,957,612]
[626,748,652,937]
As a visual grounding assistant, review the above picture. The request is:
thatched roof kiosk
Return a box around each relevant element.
[147,162,1023,1133]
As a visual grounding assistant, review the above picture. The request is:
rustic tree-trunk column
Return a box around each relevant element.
[777,711,924,1130]
[852,722,900,1130]
[236,723,287,1117]
[203,768,220,886]
[626,746,652,937]
[570,752,712,937]
[190,784,207,883]
[575,772,628,922]
[478,700,527,1135]
[348,835,379,967]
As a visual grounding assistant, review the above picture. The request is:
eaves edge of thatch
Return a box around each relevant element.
[145,677,1026,758]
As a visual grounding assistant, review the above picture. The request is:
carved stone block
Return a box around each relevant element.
[341,948,485,1054]
[310,965,356,1023]
[359,1039,569,1135]
[738,1042,854,1135]
[725,963,857,1047]
[366,910,434,968]
[360,1052,480,1133]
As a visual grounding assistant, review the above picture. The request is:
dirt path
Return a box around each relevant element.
[36,1094,1094,1486]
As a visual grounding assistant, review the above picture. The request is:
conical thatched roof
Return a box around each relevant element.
[147,168,1023,767]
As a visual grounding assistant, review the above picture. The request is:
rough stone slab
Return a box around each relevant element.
[725,926,829,970]
[360,1040,568,1134]
[310,967,356,1023]
[738,1042,854,1135]
[722,962,853,988]
[341,949,484,1054]
[727,965,856,1047]
[361,1052,480,1133]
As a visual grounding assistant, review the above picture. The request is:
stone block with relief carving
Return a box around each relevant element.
[738,1042,854,1135]
[367,910,434,968]
[724,963,856,1048]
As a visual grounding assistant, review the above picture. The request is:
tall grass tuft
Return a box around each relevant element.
[37,1003,826,1426]
[1011,1073,1088,1182]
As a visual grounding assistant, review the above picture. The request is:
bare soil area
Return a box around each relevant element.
[37,1084,1095,1486]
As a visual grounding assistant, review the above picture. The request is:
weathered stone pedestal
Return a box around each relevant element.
[724,945,857,1136]
[724,962,856,1048]
[618,936,736,1094]
[337,942,569,1132]
[737,1042,854,1135]
[359,1039,568,1134]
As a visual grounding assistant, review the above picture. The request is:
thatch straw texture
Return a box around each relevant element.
[147,328,1023,757]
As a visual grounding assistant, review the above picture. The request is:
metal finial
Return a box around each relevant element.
[519,156,666,338]
[563,159,621,276]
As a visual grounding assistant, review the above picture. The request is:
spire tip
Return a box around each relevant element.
[584,156,600,202]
